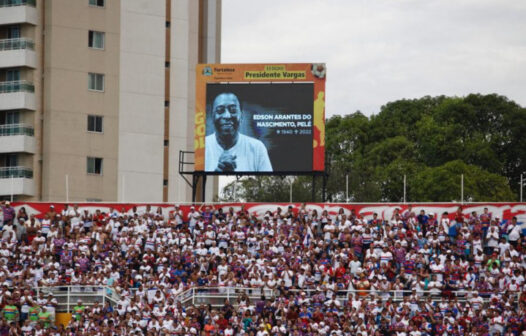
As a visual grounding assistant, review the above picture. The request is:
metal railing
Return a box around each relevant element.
[0,37,34,51]
[0,123,34,136]
[0,80,34,93]
[175,286,523,308]
[35,286,120,313]
[0,0,36,7]
[20,285,521,312]
[0,166,32,178]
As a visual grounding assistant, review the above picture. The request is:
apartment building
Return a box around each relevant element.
[0,0,220,202]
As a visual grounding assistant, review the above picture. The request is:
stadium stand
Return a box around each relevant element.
[0,201,525,335]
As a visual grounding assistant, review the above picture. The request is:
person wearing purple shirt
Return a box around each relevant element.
[77,254,90,272]
[394,243,406,267]
[1,201,15,225]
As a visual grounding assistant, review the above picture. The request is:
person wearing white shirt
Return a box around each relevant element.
[349,257,362,276]
[440,216,450,234]
[469,291,484,311]
[490,311,504,335]
[486,226,500,254]
[339,216,352,232]
[323,220,336,241]
[217,259,229,278]
[498,238,511,257]
[282,266,294,288]
[508,278,520,292]
[187,207,200,231]
[161,317,175,332]
[173,206,184,227]
[508,217,522,246]
[379,246,393,266]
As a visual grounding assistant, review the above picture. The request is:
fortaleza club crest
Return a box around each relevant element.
[202,66,213,76]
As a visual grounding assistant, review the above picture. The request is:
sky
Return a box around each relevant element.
[221,0,526,117]
[218,0,526,193]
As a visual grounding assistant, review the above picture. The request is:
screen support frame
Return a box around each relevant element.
[179,150,328,202]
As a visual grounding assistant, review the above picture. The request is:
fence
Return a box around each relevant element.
[0,166,33,178]
[29,285,523,312]
[0,80,35,93]
[0,0,36,7]
[35,286,120,313]
[0,38,34,51]
[0,123,34,136]
[174,286,523,308]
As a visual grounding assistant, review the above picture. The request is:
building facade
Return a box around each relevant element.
[0,0,220,202]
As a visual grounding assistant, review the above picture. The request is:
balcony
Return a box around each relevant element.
[0,0,37,26]
[0,38,36,68]
[0,165,31,178]
[0,123,33,136]
[0,0,36,6]
[0,80,33,93]
[0,166,34,196]
[0,81,35,110]
[0,123,35,153]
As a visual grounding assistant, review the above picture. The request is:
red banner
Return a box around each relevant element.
[9,202,526,226]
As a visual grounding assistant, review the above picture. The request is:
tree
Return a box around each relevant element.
[219,94,525,202]
[219,176,317,202]
[410,160,515,202]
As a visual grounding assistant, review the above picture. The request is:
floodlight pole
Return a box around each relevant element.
[346,174,349,203]
[289,177,293,203]
[521,173,523,202]
[312,175,315,202]
[404,175,407,203]
[322,173,327,202]
[10,175,13,202]
[121,175,125,203]
[65,174,69,202]
[201,175,207,202]
[461,174,464,204]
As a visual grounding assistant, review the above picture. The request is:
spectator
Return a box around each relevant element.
[0,201,15,226]
[72,299,85,321]
[0,202,522,335]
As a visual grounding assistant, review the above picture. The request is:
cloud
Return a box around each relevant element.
[222,0,526,116]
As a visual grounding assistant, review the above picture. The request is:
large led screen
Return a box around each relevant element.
[195,64,326,174]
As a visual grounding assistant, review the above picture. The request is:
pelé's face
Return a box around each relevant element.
[213,93,241,137]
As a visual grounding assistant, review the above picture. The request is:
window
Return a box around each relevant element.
[87,157,103,175]
[164,139,169,146]
[88,31,105,49]
[165,61,170,68]
[163,179,168,186]
[164,100,169,107]
[89,0,104,7]
[6,69,20,82]
[7,25,20,39]
[87,115,103,133]
[5,154,17,167]
[165,21,171,28]
[1,111,20,125]
[88,73,104,91]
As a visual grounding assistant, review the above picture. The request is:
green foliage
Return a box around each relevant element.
[411,160,515,202]
[220,176,317,203]
[220,94,524,202]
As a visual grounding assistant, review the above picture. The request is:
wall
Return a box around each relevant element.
[9,202,526,228]
[42,0,120,201]
[117,0,165,202]
[167,0,221,203]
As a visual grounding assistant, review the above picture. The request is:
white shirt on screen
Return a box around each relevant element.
[205,133,272,172]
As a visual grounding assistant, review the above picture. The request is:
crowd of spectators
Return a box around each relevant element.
[0,201,525,335]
